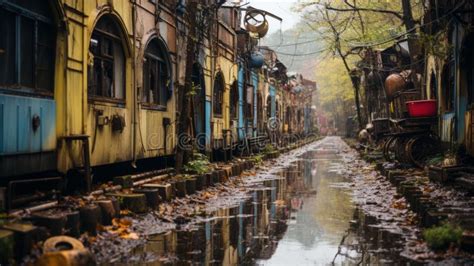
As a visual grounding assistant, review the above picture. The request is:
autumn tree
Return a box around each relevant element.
[294,0,425,128]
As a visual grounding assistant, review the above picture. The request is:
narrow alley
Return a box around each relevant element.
[86,137,474,264]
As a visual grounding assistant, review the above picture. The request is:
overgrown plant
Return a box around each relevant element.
[183,152,210,175]
[262,144,276,154]
[252,154,264,165]
[423,222,463,250]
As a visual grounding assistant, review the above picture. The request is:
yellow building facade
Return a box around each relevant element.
[0,0,239,178]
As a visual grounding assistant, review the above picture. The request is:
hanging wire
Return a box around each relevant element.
[273,47,331,56]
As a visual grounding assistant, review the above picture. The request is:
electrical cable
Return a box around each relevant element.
[273,47,331,56]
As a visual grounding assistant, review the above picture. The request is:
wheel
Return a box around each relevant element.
[395,136,410,164]
[383,136,397,161]
[406,134,440,168]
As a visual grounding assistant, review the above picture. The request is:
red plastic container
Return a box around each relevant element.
[406,100,437,117]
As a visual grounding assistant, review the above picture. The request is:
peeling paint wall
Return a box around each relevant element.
[134,2,176,159]
[57,0,135,172]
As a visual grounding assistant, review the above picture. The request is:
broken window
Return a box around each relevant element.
[0,2,55,94]
[142,38,171,108]
[88,15,125,101]
[213,72,225,116]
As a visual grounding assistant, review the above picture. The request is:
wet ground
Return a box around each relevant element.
[256,139,355,265]
[90,137,471,265]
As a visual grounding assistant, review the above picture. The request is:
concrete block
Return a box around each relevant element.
[133,188,160,209]
[142,183,173,202]
[2,223,38,260]
[109,193,147,213]
[79,204,101,235]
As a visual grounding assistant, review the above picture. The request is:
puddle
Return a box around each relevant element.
[257,147,355,265]
[106,137,416,265]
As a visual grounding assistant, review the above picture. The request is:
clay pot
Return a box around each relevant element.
[384,73,406,98]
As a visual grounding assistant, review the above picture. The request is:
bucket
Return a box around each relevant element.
[406,100,437,117]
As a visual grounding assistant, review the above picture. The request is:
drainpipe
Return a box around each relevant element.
[210,8,217,153]
[238,61,244,140]
[253,72,258,137]
[82,9,87,135]
[175,11,180,157]
[131,0,138,167]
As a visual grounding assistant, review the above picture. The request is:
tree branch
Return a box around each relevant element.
[325,2,404,20]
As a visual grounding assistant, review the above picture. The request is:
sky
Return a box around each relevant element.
[244,0,300,34]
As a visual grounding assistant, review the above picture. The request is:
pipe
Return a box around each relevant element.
[90,185,122,197]
[131,0,138,168]
[133,174,169,186]
[89,168,173,196]
[10,201,58,217]
[90,172,172,196]
[130,168,174,180]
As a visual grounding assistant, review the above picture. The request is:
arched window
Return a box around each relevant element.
[230,81,238,119]
[213,72,225,116]
[88,15,125,100]
[266,95,272,118]
[143,38,171,107]
[0,1,56,93]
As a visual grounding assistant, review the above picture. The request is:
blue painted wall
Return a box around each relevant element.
[238,65,245,140]
[251,71,258,137]
[0,94,56,155]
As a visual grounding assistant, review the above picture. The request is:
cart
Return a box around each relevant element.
[382,117,440,167]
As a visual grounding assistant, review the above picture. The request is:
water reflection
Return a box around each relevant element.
[131,175,291,265]
[258,151,355,265]
[129,141,387,265]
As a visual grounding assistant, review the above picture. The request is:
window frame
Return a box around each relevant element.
[141,38,172,110]
[87,15,126,104]
[0,1,56,97]
[213,72,225,117]
[266,95,272,118]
